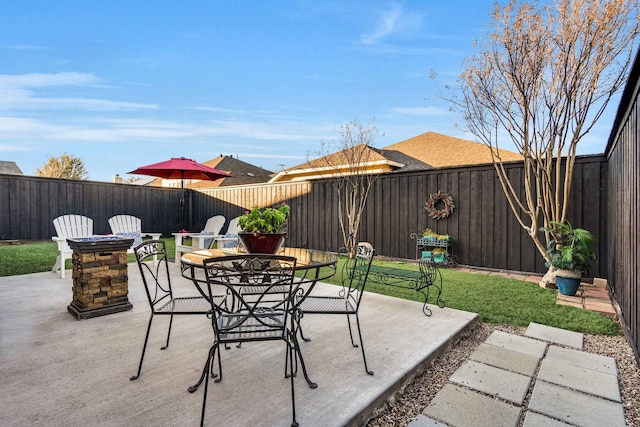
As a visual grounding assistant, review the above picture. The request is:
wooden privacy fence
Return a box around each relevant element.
[604,48,640,364]
[194,156,606,278]
[0,175,186,240]
[1,156,606,279]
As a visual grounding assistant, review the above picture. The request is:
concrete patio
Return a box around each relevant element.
[0,263,477,427]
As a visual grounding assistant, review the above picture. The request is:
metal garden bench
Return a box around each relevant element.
[365,257,445,316]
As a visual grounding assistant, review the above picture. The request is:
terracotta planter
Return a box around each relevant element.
[238,232,286,254]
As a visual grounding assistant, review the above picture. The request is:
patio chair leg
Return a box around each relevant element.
[215,344,223,383]
[161,314,174,350]
[130,315,154,380]
[288,339,299,427]
[355,315,374,375]
[189,344,219,393]
[200,346,213,427]
[346,313,358,347]
[287,329,317,388]
[297,322,312,342]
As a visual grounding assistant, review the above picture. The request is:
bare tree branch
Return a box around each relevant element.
[456,0,639,263]
[315,118,382,249]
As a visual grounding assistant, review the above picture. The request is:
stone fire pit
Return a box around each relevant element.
[66,236,134,320]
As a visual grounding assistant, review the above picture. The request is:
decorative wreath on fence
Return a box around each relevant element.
[425,191,455,220]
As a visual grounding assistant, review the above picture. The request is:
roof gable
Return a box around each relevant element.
[270,144,404,182]
[189,155,273,188]
[0,161,23,175]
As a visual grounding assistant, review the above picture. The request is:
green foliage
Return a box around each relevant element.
[238,204,290,233]
[542,221,597,274]
[35,152,89,180]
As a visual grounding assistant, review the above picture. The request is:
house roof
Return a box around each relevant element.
[270,131,522,183]
[0,161,23,175]
[188,155,273,188]
[269,144,404,182]
[381,131,522,168]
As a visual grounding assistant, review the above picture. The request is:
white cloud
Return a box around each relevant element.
[0,114,332,147]
[0,72,144,113]
[361,4,402,45]
[186,106,249,115]
[0,72,158,112]
[360,3,424,45]
[3,44,45,51]
[0,72,99,89]
[1,96,158,111]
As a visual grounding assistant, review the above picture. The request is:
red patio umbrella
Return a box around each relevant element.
[128,157,232,229]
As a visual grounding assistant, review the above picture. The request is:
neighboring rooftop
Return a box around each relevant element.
[270,131,522,182]
[383,131,523,168]
[191,155,273,187]
[0,161,23,175]
[137,155,273,188]
[270,144,404,182]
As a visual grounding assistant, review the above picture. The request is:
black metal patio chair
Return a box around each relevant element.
[130,240,211,380]
[297,242,375,375]
[192,254,300,427]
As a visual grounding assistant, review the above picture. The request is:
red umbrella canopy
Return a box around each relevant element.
[128,157,232,182]
[128,157,233,231]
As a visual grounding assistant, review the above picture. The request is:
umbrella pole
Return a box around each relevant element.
[180,172,185,230]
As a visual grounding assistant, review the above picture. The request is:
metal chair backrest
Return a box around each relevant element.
[198,254,300,426]
[339,242,375,309]
[134,240,173,312]
[203,254,297,342]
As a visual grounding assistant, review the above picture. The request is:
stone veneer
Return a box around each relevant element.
[67,238,133,320]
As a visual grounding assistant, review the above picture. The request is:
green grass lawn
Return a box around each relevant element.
[0,238,177,276]
[0,240,619,336]
[322,258,620,336]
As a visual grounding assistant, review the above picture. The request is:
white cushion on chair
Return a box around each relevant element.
[116,231,142,248]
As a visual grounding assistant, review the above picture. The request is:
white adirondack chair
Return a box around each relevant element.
[108,215,162,252]
[173,215,226,263]
[214,216,241,249]
[52,214,94,278]
[200,215,226,248]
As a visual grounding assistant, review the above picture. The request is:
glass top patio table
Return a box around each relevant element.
[180,247,339,291]
[180,247,339,389]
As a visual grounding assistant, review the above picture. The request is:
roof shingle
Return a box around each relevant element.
[382,131,522,168]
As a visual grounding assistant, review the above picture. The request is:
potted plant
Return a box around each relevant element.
[422,228,437,242]
[237,203,290,254]
[542,220,597,296]
[432,248,447,264]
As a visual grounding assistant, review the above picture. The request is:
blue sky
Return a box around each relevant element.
[0,1,619,182]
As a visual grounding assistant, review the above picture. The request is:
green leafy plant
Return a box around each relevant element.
[422,228,436,237]
[238,203,290,234]
[542,221,597,275]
